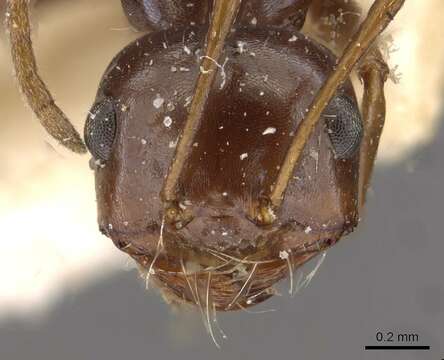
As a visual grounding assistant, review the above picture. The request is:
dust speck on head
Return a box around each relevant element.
[262,127,276,135]
[153,94,165,109]
[279,250,289,260]
[163,116,173,128]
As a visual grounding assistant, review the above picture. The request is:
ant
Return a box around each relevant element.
[6,0,404,316]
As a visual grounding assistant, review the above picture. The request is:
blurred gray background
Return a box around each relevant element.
[0,1,443,359]
[2,122,444,359]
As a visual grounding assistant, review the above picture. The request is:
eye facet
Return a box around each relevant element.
[325,95,363,159]
[84,98,117,162]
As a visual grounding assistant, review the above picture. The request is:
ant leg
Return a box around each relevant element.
[357,51,389,208]
[6,0,86,154]
[262,0,405,223]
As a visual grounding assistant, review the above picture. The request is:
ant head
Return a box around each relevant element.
[5,0,405,311]
[84,25,362,309]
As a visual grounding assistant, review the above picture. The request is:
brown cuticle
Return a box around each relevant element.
[11,0,406,312]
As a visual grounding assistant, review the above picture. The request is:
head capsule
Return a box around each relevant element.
[85,20,362,310]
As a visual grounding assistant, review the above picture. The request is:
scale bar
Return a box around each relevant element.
[365,345,430,350]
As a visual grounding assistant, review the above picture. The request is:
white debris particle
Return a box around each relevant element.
[183,45,191,54]
[288,35,298,42]
[108,223,113,230]
[180,67,190,72]
[236,41,247,54]
[305,226,312,234]
[123,221,129,226]
[262,127,277,135]
[279,250,289,260]
[153,94,165,109]
[163,116,173,128]
[170,66,177,72]
[259,91,265,96]
[222,192,228,197]
[310,149,319,160]
[200,66,212,74]
[199,55,229,89]
[169,138,178,148]
[166,102,175,111]
[310,149,319,172]
[222,231,228,236]
[141,138,147,145]
[184,96,193,107]
[240,153,248,160]
[251,17,257,25]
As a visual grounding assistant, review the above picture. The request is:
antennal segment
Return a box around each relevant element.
[6,0,86,153]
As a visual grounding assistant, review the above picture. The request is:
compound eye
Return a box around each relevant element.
[84,98,117,162]
[325,95,363,159]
